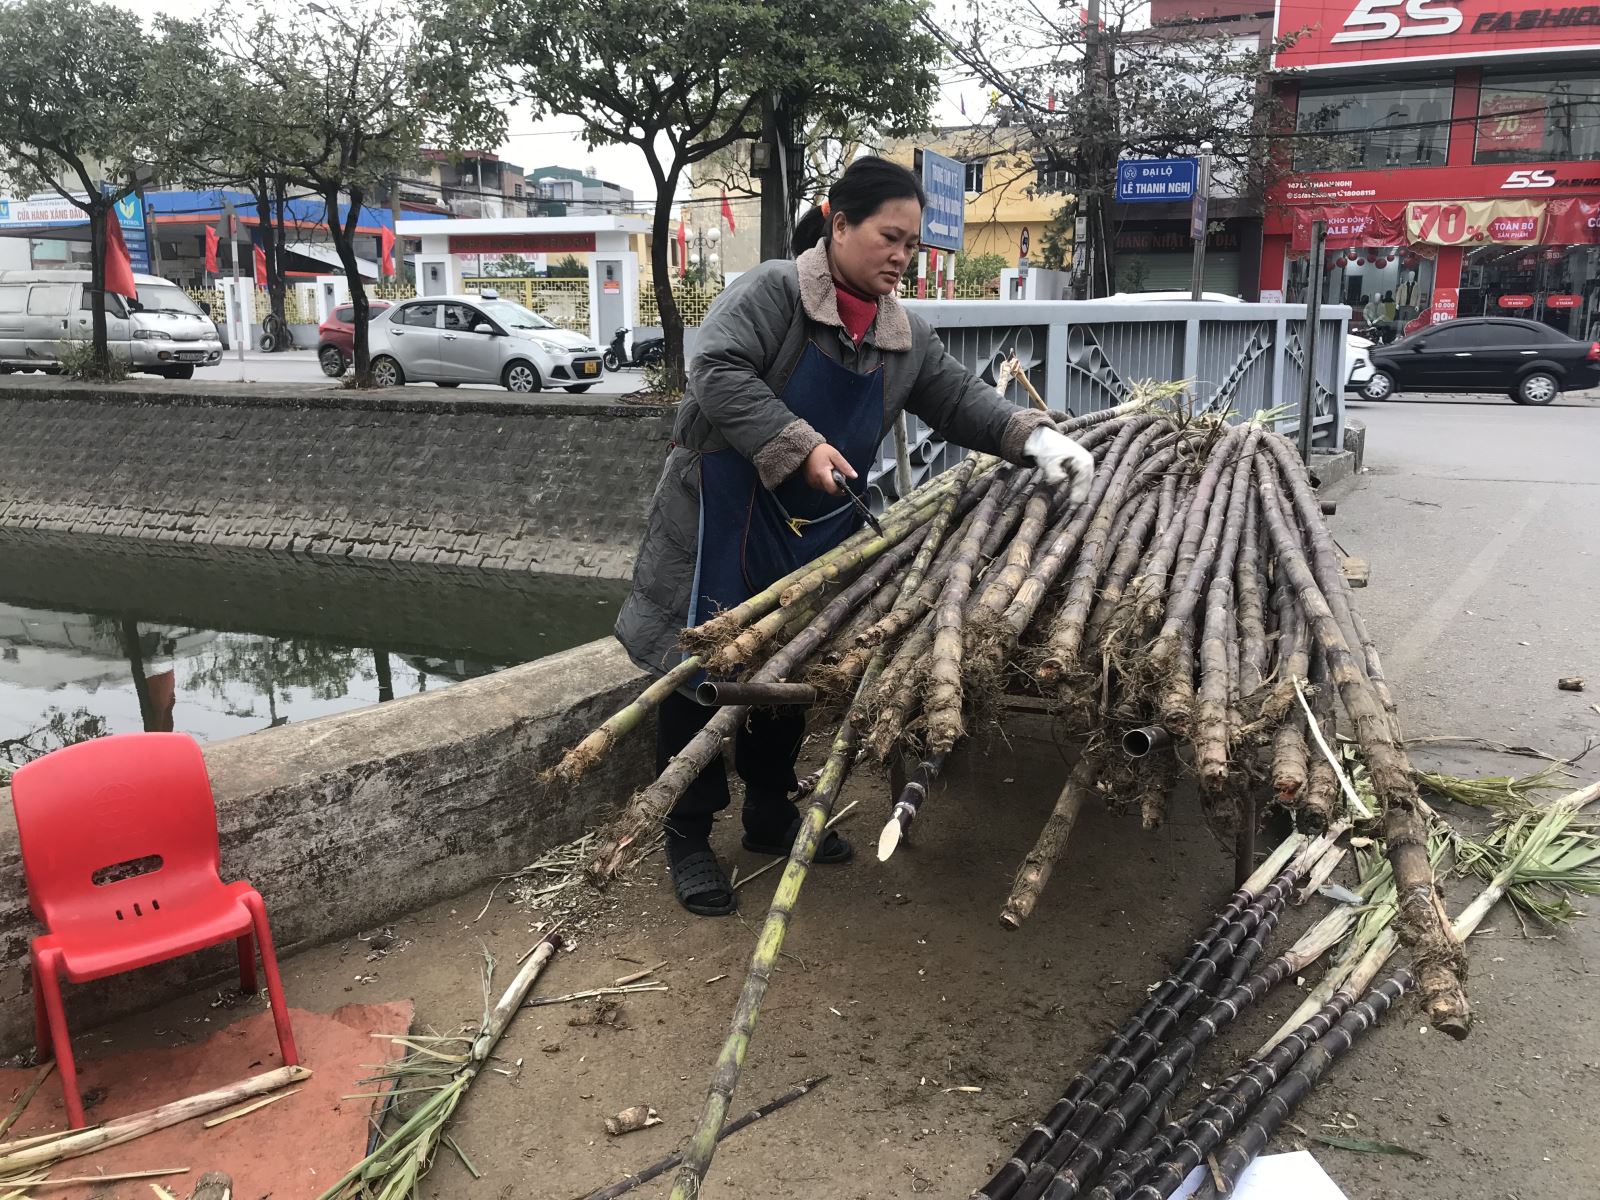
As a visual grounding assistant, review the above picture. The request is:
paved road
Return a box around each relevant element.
[1308,386,1600,1197]
[199,348,646,394]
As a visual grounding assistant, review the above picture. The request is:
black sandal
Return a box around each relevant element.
[742,817,854,864]
[669,848,736,917]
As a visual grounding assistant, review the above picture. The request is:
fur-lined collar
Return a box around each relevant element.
[795,239,913,352]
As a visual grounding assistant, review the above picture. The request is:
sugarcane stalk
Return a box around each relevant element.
[1136,425,1244,633]
[575,1076,828,1200]
[545,655,704,787]
[1234,494,1268,701]
[1135,744,1177,833]
[1041,421,1169,682]
[1083,491,1161,652]
[1193,428,1262,785]
[1007,832,1345,1200]
[1253,452,1471,1037]
[1001,754,1101,929]
[0,1066,311,1175]
[669,664,888,1199]
[1028,856,1360,1200]
[679,459,989,659]
[1155,442,1250,734]
[877,749,947,861]
[695,681,817,707]
[591,524,928,880]
[978,829,1336,1200]
[924,473,1009,755]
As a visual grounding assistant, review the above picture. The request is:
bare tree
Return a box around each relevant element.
[929,0,1295,295]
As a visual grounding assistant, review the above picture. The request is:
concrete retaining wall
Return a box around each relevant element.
[0,378,676,580]
[0,637,652,1054]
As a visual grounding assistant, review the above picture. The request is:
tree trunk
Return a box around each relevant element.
[327,187,371,384]
[648,165,687,394]
[88,205,110,373]
[253,176,288,343]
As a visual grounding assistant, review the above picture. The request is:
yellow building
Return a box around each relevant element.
[879,130,1074,267]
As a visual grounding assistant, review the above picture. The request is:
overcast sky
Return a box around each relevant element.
[100,0,977,207]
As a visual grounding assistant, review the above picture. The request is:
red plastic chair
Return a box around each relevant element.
[9,732,299,1128]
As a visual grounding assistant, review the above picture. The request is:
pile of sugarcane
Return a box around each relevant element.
[547,390,1477,1196]
[971,778,1600,1200]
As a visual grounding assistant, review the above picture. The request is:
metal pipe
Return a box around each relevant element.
[1121,725,1172,758]
[695,681,817,708]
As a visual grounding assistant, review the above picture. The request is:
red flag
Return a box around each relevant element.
[1048,92,1056,112]
[103,217,137,300]
[720,188,736,234]
[253,242,268,287]
[380,226,396,278]
[676,219,688,278]
[204,225,219,273]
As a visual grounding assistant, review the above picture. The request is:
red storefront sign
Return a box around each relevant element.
[1270,162,1600,219]
[1497,293,1535,309]
[1544,197,1600,243]
[1547,293,1583,308]
[1291,202,1404,249]
[1479,92,1547,151]
[447,233,597,254]
[1404,287,1459,335]
[1273,0,1600,71]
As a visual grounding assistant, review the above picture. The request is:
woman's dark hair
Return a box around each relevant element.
[791,155,926,254]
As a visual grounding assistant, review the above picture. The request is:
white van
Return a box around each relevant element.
[0,270,223,379]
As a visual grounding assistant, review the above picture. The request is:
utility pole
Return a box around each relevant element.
[221,196,245,364]
[1298,218,1327,465]
[756,92,798,262]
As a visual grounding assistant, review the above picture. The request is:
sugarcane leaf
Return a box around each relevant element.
[1308,1132,1427,1159]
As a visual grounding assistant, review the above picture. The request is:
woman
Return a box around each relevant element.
[614,156,1093,917]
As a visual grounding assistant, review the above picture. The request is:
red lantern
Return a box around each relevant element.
[1355,257,1367,267]
[1374,257,1388,268]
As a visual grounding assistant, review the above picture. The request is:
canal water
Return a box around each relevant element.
[0,534,628,766]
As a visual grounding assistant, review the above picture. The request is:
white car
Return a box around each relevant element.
[1106,290,1373,393]
[366,293,604,392]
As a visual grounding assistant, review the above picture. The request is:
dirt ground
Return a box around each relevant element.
[74,725,1596,1200]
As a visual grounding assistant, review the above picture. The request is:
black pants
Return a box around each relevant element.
[656,691,807,843]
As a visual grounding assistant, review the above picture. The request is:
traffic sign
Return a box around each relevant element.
[917,148,966,252]
[1019,226,1030,258]
[1115,158,1199,204]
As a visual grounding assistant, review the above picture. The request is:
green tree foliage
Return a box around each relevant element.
[547,254,589,279]
[955,252,1008,289]
[0,0,209,375]
[417,0,941,390]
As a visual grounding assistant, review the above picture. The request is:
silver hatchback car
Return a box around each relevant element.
[367,294,604,392]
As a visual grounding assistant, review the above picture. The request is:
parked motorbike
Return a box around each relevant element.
[603,326,666,371]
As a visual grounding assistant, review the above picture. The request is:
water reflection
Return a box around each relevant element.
[0,533,627,754]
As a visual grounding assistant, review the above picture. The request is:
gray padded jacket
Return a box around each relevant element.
[613,240,1050,676]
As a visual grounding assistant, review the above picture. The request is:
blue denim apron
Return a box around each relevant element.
[688,340,885,629]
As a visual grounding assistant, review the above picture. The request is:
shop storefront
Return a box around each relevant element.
[1262,3,1600,341]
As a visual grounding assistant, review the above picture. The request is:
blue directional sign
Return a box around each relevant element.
[1115,158,1199,204]
[918,148,966,252]
[105,188,152,273]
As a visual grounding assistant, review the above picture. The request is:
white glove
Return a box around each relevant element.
[1024,425,1095,505]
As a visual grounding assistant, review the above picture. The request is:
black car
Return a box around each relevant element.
[1361,317,1600,405]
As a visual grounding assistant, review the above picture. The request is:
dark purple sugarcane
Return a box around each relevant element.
[1008,868,1304,1200]
[1106,983,1370,1200]
[1198,974,1410,1197]
[1025,900,1304,1200]
[977,859,1305,1200]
